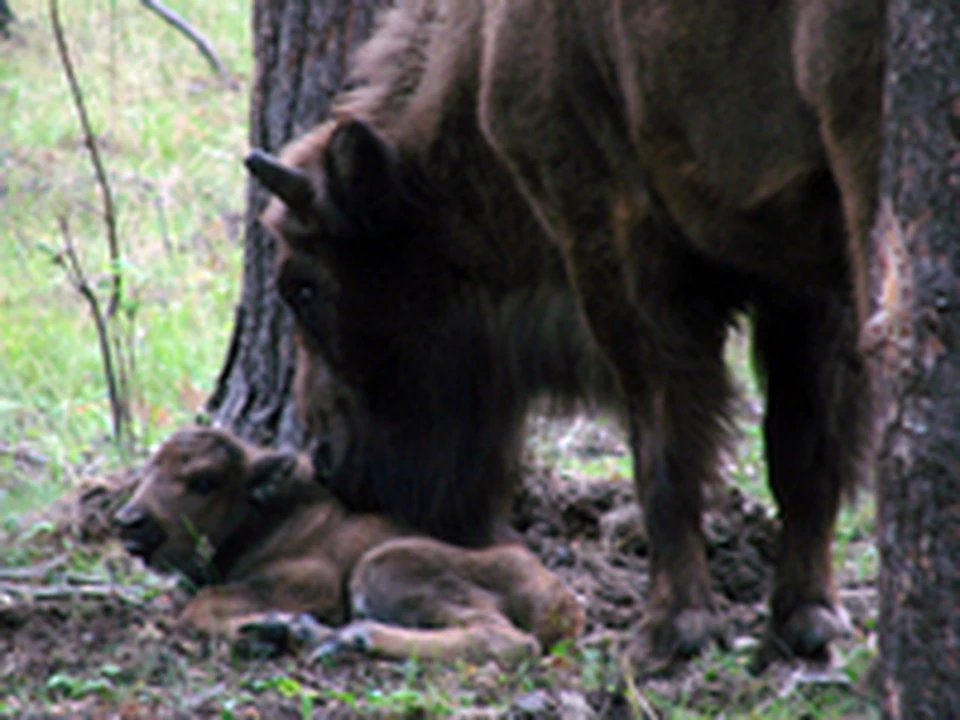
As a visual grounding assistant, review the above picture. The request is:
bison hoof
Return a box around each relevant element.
[310,621,375,662]
[235,612,333,660]
[628,608,727,675]
[751,603,852,673]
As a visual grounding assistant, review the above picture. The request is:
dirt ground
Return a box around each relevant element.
[0,421,879,719]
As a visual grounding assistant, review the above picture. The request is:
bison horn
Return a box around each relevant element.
[244,150,314,215]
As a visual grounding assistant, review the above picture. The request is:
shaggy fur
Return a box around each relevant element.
[251,0,882,669]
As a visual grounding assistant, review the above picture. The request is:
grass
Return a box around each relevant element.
[0,2,879,718]
[0,0,249,525]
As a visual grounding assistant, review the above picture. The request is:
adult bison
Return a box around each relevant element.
[245,0,883,671]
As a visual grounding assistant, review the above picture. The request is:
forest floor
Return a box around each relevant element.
[1,416,881,719]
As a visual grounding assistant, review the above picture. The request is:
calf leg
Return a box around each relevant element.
[752,290,868,670]
[320,538,581,663]
[181,558,346,647]
[179,585,276,637]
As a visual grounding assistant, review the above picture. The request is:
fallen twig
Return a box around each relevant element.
[140,0,238,90]
[0,580,145,606]
[0,442,48,468]
[619,652,660,720]
[0,554,69,581]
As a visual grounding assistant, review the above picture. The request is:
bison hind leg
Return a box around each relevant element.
[750,604,853,674]
[751,288,866,672]
[629,607,730,674]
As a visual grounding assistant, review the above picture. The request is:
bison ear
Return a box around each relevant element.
[323,119,400,220]
[246,452,300,507]
[244,150,316,218]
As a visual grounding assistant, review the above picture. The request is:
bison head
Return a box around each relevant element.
[113,427,301,583]
[245,119,517,545]
[247,121,415,497]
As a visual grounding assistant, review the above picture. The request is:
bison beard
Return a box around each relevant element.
[246,0,881,672]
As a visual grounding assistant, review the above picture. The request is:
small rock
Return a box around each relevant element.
[558,690,596,720]
[512,689,554,716]
[599,504,646,555]
[732,635,760,653]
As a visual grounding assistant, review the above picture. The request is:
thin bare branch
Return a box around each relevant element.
[56,215,129,446]
[140,0,239,90]
[48,0,122,317]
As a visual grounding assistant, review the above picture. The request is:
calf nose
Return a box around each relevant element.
[113,503,148,530]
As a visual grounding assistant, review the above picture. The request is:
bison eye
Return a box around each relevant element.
[189,471,219,495]
[296,284,315,308]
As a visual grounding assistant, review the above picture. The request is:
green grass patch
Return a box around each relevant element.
[0,0,249,520]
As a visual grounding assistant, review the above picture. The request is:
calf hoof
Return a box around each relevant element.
[751,603,852,673]
[235,612,333,660]
[628,608,727,675]
[310,621,376,662]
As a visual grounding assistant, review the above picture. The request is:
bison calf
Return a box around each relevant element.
[113,427,583,663]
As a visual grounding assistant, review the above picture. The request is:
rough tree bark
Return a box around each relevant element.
[0,0,14,37]
[206,0,384,447]
[872,1,960,717]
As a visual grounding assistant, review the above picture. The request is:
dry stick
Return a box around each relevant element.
[48,0,122,319]
[140,0,238,90]
[56,216,128,445]
[0,581,144,606]
[0,555,70,581]
[0,442,48,468]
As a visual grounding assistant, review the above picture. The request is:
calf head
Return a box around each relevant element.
[113,427,300,582]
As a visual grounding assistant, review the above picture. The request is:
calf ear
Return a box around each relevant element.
[323,119,401,225]
[247,452,300,507]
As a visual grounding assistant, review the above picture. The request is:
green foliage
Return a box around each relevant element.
[0,0,248,521]
[46,669,117,701]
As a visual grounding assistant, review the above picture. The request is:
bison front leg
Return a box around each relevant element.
[752,291,867,670]
[479,8,733,670]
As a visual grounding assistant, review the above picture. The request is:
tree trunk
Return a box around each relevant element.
[0,0,14,37]
[873,1,960,717]
[206,0,384,447]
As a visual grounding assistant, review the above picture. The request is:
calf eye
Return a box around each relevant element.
[189,472,219,495]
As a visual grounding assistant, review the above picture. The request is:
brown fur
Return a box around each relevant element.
[113,427,584,662]
[252,0,882,670]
